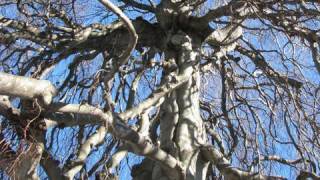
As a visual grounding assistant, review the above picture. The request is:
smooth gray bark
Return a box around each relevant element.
[0,72,56,106]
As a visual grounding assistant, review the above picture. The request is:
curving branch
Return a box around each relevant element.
[0,1,319,179]
[200,1,246,24]
[98,0,138,65]
[119,72,189,120]
[236,45,303,89]
[205,21,243,47]
[63,126,107,180]
[201,146,286,180]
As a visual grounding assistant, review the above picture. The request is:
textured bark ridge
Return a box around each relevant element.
[172,33,208,180]
[132,32,209,180]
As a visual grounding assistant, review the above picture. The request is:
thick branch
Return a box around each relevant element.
[63,126,107,180]
[200,1,246,23]
[99,0,138,65]
[205,21,243,47]
[0,72,56,106]
[45,103,184,178]
[40,150,64,180]
[119,72,189,120]
[201,146,286,180]
[121,0,155,12]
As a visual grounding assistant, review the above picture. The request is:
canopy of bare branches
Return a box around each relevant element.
[0,0,319,180]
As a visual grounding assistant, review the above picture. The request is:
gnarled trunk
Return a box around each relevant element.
[133,32,209,180]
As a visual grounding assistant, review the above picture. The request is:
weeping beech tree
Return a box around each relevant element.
[0,0,320,179]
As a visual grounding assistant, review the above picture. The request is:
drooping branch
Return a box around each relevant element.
[236,45,303,89]
[44,103,184,178]
[63,126,107,180]
[106,145,129,171]
[113,121,184,179]
[27,31,196,179]
[48,105,184,178]
[44,111,104,128]
[0,1,319,179]
[99,0,138,65]
[201,146,286,180]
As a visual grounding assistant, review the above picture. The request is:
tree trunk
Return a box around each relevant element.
[133,32,209,180]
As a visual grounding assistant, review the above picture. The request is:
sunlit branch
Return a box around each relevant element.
[201,146,286,180]
[99,0,138,65]
[0,72,57,106]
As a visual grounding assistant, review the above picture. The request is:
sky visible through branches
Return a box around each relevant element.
[0,0,319,180]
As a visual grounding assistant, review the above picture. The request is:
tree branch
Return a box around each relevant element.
[201,146,286,180]
[236,45,303,89]
[63,126,107,180]
[0,72,56,106]
[120,0,155,12]
[40,150,64,180]
[99,0,138,65]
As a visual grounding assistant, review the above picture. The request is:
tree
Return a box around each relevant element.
[0,0,319,179]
